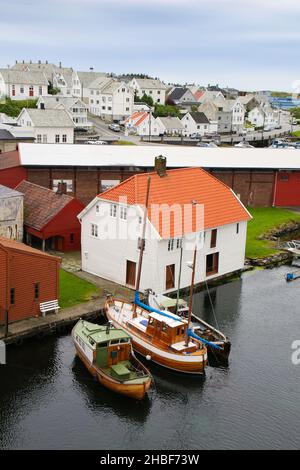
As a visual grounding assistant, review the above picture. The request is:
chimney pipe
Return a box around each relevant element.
[57,181,67,195]
[154,155,167,177]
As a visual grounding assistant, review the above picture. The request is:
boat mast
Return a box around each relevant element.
[133,176,151,316]
[185,243,197,346]
[175,243,183,315]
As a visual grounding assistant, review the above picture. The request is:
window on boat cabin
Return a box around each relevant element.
[148,317,155,326]
[110,204,117,217]
[98,342,108,348]
[162,323,168,334]
[91,223,98,237]
[236,223,239,234]
[210,229,217,248]
[120,206,127,220]
[34,283,40,300]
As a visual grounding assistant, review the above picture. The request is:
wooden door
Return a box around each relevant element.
[126,260,136,287]
[166,264,175,290]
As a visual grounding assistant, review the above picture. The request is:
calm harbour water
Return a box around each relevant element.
[0,266,299,450]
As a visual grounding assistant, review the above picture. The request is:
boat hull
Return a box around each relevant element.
[105,303,208,375]
[74,344,152,400]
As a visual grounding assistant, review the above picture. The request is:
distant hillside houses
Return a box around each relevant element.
[0,68,48,100]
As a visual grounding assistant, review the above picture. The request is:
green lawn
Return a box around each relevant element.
[246,207,300,258]
[115,140,137,145]
[292,131,300,138]
[59,270,99,309]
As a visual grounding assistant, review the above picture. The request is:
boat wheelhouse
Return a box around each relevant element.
[105,297,208,374]
[72,320,152,399]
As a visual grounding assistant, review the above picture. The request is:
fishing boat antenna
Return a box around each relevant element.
[133,176,151,317]
[175,243,183,315]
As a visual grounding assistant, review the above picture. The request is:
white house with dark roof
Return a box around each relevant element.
[36,96,91,128]
[167,87,197,106]
[129,78,167,104]
[0,184,24,241]
[181,112,216,136]
[89,78,134,122]
[0,69,49,100]
[17,108,74,144]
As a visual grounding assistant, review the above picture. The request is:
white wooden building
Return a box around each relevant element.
[181,112,216,136]
[0,69,48,100]
[17,108,74,144]
[89,78,134,122]
[125,111,159,136]
[36,96,91,129]
[129,78,167,104]
[78,158,251,294]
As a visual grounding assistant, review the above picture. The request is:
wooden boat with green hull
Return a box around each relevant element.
[72,320,152,400]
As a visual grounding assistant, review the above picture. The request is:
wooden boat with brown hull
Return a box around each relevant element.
[105,297,208,375]
[146,291,231,365]
[72,320,152,400]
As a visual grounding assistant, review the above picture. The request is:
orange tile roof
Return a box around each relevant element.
[194,90,205,101]
[98,167,251,238]
[134,112,148,127]
[0,236,60,261]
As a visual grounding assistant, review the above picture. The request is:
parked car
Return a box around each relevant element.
[274,125,282,130]
[234,141,254,148]
[197,142,218,148]
[238,129,247,136]
[190,133,202,140]
[109,124,121,132]
[87,140,108,145]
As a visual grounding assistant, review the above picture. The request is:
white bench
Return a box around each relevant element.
[40,300,60,317]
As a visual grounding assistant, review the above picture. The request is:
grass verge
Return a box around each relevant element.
[59,269,99,309]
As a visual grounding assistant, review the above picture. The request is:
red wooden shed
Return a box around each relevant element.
[0,237,60,324]
[15,180,84,251]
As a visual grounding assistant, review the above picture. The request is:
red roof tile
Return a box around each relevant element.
[98,167,251,238]
[15,180,74,231]
[194,90,205,101]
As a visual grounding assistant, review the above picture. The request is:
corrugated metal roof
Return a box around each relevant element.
[17,143,300,170]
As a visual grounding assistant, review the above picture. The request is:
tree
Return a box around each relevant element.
[153,104,181,118]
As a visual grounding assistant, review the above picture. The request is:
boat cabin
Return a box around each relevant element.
[76,322,133,380]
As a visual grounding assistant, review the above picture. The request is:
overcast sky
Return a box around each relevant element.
[1,0,300,91]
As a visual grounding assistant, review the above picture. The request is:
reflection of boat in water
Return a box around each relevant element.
[145,291,231,365]
[72,320,152,400]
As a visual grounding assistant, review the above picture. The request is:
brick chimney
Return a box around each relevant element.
[155,155,167,177]
[57,181,67,195]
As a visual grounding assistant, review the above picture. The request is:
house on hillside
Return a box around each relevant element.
[78,157,251,294]
[156,116,184,136]
[17,108,74,143]
[166,87,197,107]
[72,70,108,100]
[129,78,167,104]
[36,96,91,129]
[15,180,84,251]
[199,98,245,133]
[0,184,24,241]
[125,111,159,136]
[89,78,134,122]
[0,237,60,324]
[181,112,216,136]
[248,105,279,128]
[0,68,49,100]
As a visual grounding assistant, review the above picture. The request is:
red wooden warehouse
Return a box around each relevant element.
[15,180,84,251]
[0,237,60,324]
